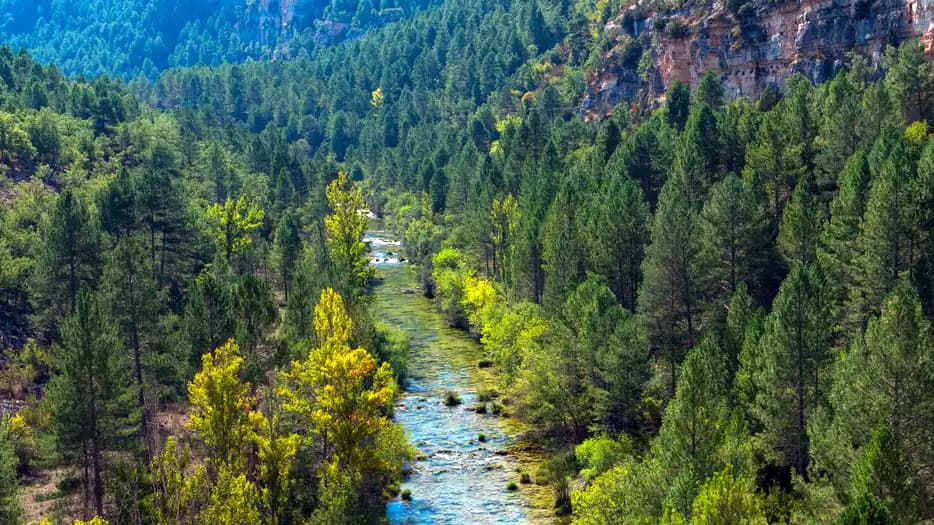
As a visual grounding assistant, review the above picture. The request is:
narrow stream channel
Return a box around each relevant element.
[366,230,544,525]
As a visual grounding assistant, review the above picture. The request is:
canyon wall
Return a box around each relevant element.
[583,0,934,119]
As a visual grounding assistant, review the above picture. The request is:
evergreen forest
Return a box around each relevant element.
[1,0,934,524]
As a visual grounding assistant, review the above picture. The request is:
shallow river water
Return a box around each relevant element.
[367,231,547,525]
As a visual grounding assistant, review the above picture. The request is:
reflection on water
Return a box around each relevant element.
[370,231,533,525]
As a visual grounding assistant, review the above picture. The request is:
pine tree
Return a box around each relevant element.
[746,264,832,478]
[98,167,139,239]
[273,213,302,301]
[47,287,136,518]
[818,150,871,336]
[883,42,934,125]
[698,174,770,314]
[724,284,761,374]
[834,494,898,525]
[777,180,823,268]
[587,176,649,311]
[184,268,235,372]
[282,251,326,352]
[35,189,102,315]
[849,423,921,523]
[135,141,190,284]
[667,82,691,132]
[688,468,767,525]
[543,182,586,308]
[743,105,807,226]
[205,141,234,204]
[513,162,557,303]
[824,282,934,514]
[639,178,702,395]
[695,71,723,109]
[653,337,730,484]
[231,274,278,387]
[848,133,916,327]
[815,72,863,186]
[675,104,721,204]
[596,311,650,435]
[103,236,165,457]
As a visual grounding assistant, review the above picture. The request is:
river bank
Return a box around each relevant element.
[367,231,555,524]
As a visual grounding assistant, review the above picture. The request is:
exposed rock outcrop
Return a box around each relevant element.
[583,0,934,119]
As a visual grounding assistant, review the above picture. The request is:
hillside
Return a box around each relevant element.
[0,0,439,79]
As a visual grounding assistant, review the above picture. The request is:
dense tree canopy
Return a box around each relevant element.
[2,0,934,523]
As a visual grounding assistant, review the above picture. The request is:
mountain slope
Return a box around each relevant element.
[0,0,439,79]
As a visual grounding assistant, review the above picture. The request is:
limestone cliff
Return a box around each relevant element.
[583,0,934,119]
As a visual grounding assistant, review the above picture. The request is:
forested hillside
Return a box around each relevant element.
[2,0,934,523]
[0,0,439,79]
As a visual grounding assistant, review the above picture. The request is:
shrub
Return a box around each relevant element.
[443,390,462,406]
[506,481,519,491]
[401,489,412,501]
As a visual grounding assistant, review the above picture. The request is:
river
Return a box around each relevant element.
[366,230,552,525]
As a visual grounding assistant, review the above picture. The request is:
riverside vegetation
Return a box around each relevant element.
[1,0,934,523]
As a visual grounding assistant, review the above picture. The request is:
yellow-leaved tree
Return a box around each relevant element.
[207,196,264,266]
[249,398,300,525]
[197,464,261,525]
[187,339,255,470]
[150,436,209,525]
[279,288,395,473]
[324,172,373,304]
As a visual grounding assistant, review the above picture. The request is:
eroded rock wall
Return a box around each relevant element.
[583,0,934,119]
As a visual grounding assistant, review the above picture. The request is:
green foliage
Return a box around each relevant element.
[0,0,438,79]
[688,468,767,525]
[431,248,472,328]
[586,176,649,310]
[273,213,302,301]
[667,82,691,132]
[187,339,254,469]
[849,423,918,522]
[744,264,832,478]
[698,174,770,310]
[815,281,934,516]
[207,196,264,268]
[576,435,632,481]
[639,177,701,395]
[198,464,262,525]
[326,171,374,304]
[0,417,22,525]
[5,1,934,521]
[34,189,102,316]
[654,337,730,488]
[834,494,899,525]
[47,287,136,516]
[777,179,822,268]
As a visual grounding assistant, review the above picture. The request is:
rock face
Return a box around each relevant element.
[583,0,934,119]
